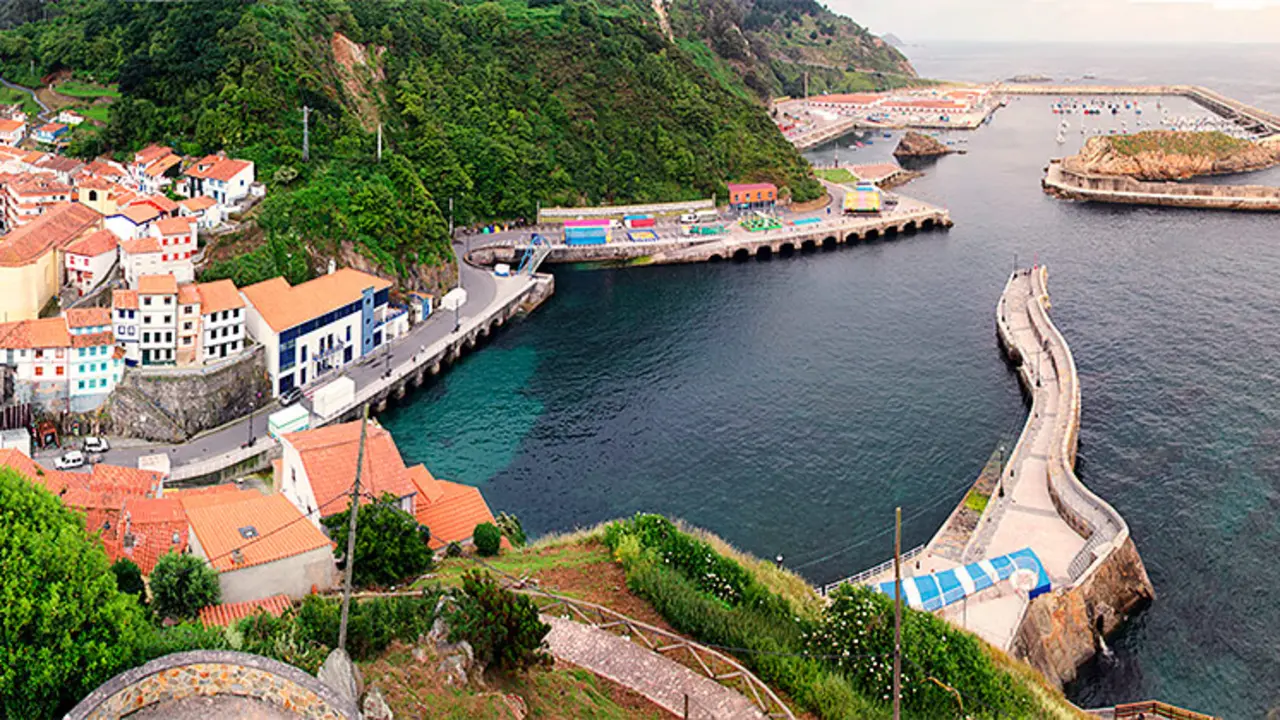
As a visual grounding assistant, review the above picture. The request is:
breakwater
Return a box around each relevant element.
[1042,159,1280,211]
[995,266,1154,687]
[995,83,1280,138]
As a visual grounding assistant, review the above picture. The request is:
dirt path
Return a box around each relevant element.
[543,615,765,720]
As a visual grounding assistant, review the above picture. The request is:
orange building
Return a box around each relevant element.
[727,182,778,210]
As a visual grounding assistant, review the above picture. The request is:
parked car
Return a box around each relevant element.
[279,387,304,406]
[55,451,86,470]
[83,436,110,453]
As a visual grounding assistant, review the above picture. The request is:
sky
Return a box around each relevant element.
[827,0,1280,43]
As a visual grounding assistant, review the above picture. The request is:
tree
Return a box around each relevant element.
[150,552,221,621]
[110,557,147,601]
[473,522,502,557]
[448,571,550,672]
[322,493,433,588]
[494,512,526,547]
[0,468,150,717]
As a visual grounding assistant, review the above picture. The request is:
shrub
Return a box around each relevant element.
[448,571,550,672]
[110,557,147,601]
[323,493,434,588]
[446,541,463,557]
[291,593,440,662]
[495,511,527,547]
[149,552,221,621]
[474,522,502,557]
[0,468,151,718]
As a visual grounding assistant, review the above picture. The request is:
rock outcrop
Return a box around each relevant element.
[893,131,952,159]
[1063,130,1280,181]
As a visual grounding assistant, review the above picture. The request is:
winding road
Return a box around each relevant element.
[0,74,52,120]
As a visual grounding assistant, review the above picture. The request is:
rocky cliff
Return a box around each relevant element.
[1063,131,1280,180]
[894,131,952,158]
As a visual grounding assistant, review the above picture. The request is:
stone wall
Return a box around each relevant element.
[1043,160,1280,211]
[64,650,360,720]
[1011,536,1154,687]
[100,346,273,443]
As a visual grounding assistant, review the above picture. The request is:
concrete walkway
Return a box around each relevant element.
[543,615,765,720]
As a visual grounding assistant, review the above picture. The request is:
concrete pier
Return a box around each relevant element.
[1043,159,1280,212]
[469,198,952,269]
[832,267,1153,687]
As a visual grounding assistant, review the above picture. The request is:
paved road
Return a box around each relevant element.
[36,246,500,472]
[0,74,52,120]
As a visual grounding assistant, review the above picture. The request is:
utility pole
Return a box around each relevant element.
[337,405,370,653]
[301,106,310,163]
[376,123,382,162]
[448,197,454,238]
[893,506,902,720]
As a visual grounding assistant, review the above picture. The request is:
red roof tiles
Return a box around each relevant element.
[65,228,118,258]
[65,307,111,328]
[138,274,178,295]
[0,202,101,267]
[282,421,418,518]
[409,467,497,549]
[242,268,391,334]
[185,492,332,573]
[199,594,293,627]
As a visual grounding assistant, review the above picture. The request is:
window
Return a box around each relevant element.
[78,348,85,357]
[163,297,171,306]
[300,345,308,362]
[143,332,150,343]
[233,309,240,319]
[184,306,193,315]
[55,366,63,376]
[346,326,351,342]
[128,310,135,319]
[34,367,42,376]
[144,297,151,306]
[78,380,84,389]
[165,332,173,342]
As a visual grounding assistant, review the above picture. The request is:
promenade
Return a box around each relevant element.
[1043,159,1280,212]
[836,267,1145,658]
[53,248,551,483]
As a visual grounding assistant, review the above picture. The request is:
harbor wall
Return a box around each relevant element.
[1043,160,1280,212]
[996,266,1155,687]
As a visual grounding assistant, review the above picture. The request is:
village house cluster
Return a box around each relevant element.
[0,416,499,622]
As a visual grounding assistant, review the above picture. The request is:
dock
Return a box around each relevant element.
[823,267,1154,688]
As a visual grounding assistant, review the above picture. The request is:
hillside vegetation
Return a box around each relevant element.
[1066,130,1280,181]
[667,0,919,98]
[0,0,826,288]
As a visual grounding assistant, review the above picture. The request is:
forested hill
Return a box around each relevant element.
[666,0,918,98]
[0,0,830,290]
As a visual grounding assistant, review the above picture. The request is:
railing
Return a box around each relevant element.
[1112,700,1220,720]
[539,198,714,221]
[515,587,795,719]
[820,543,926,596]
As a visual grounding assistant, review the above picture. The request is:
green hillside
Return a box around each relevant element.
[0,0,823,289]
[666,0,920,98]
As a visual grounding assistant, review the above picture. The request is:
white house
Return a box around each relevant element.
[0,118,25,146]
[63,229,118,297]
[56,110,84,126]
[177,195,223,230]
[181,154,255,207]
[112,289,140,366]
[241,268,398,397]
[181,490,335,603]
[136,274,178,366]
[65,307,123,411]
[105,203,162,242]
[32,123,67,146]
[196,279,246,363]
[118,216,196,287]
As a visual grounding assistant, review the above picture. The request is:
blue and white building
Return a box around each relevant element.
[241,268,407,397]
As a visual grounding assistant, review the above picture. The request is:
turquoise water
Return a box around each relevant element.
[381,43,1280,716]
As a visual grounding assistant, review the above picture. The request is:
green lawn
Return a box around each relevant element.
[0,86,41,119]
[54,80,121,99]
[77,104,111,123]
[814,167,859,184]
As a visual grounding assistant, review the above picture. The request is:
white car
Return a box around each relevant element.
[54,451,86,470]
[83,436,110,453]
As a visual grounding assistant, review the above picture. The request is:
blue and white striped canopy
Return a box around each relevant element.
[873,547,1051,612]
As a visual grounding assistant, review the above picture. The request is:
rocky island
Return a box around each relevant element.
[893,130,954,159]
[1063,130,1280,180]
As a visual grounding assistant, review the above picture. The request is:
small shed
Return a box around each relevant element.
[268,405,311,440]
[727,182,778,210]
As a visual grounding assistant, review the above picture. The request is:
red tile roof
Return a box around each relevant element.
[196,279,244,314]
[36,123,66,134]
[185,492,332,573]
[111,496,189,574]
[727,182,777,193]
[86,463,165,497]
[282,420,418,517]
[178,284,201,306]
[70,330,113,349]
[199,594,293,627]
[138,274,178,295]
[185,154,252,182]
[119,236,161,255]
[0,317,71,349]
[66,307,111,328]
[242,269,391,334]
[409,468,497,549]
[0,202,101,267]
[814,93,885,105]
[65,228,118,258]
[142,154,181,178]
[134,144,173,166]
[179,196,216,212]
[167,483,244,499]
[154,215,195,236]
[0,118,23,133]
[113,289,139,310]
[0,448,75,495]
[118,204,161,225]
[134,194,179,214]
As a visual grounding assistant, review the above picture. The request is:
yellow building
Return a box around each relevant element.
[0,203,102,322]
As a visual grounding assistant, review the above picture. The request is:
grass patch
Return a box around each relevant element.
[53,80,121,99]
[1107,130,1250,158]
[814,167,858,184]
[77,105,111,123]
[964,490,989,514]
[0,86,41,118]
